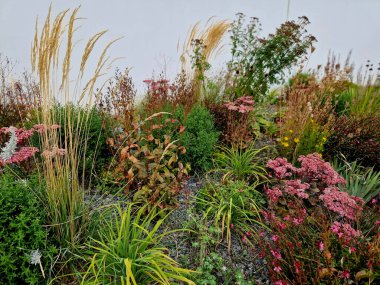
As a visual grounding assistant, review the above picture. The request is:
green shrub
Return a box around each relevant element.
[82,204,195,285]
[182,104,219,171]
[227,14,316,100]
[0,173,54,284]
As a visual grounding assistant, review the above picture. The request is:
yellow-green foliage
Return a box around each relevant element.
[82,204,195,285]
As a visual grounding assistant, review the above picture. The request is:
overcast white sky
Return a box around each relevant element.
[1,0,379,93]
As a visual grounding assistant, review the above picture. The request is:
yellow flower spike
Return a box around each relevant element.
[322,137,327,142]
[283,142,289,147]
[284,137,289,141]
[289,130,294,134]
[294,138,300,143]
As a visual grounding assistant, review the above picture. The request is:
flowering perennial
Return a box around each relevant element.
[330,221,362,245]
[297,153,346,186]
[223,96,254,113]
[266,153,363,221]
[319,187,364,220]
[267,157,296,179]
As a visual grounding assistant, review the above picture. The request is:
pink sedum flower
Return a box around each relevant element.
[319,187,364,220]
[267,157,296,179]
[297,153,346,186]
[271,235,280,242]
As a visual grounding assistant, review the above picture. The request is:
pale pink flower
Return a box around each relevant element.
[271,235,280,242]
[318,241,324,251]
[270,250,282,259]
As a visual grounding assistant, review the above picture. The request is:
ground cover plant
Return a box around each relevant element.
[0,5,379,285]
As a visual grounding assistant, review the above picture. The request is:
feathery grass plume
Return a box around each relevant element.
[31,4,118,263]
[179,18,230,100]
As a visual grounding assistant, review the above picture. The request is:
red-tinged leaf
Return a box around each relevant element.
[120,147,129,161]
[179,146,186,154]
[179,125,186,133]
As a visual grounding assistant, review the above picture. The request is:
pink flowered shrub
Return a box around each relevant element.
[319,187,364,220]
[296,153,346,187]
[259,153,380,284]
[266,153,363,221]
[224,96,255,146]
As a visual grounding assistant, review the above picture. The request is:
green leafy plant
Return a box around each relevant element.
[196,180,264,253]
[82,204,195,285]
[227,13,316,100]
[332,158,380,203]
[212,143,269,183]
[113,113,190,209]
[195,253,232,285]
[182,104,219,171]
[0,173,55,284]
[279,118,330,164]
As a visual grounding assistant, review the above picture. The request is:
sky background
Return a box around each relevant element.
[1,0,379,94]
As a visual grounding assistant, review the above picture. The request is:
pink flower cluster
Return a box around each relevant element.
[1,124,61,137]
[297,153,346,186]
[0,147,38,166]
[284,180,310,199]
[266,153,363,221]
[0,127,35,144]
[33,124,61,134]
[319,187,364,220]
[265,186,283,203]
[143,78,176,99]
[267,157,296,179]
[0,124,61,166]
[224,96,254,113]
[331,221,362,245]
[42,147,66,158]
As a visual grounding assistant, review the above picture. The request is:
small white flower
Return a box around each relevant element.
[221,266,227,272]
[17,179,28,187]
[30,249,41,265]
